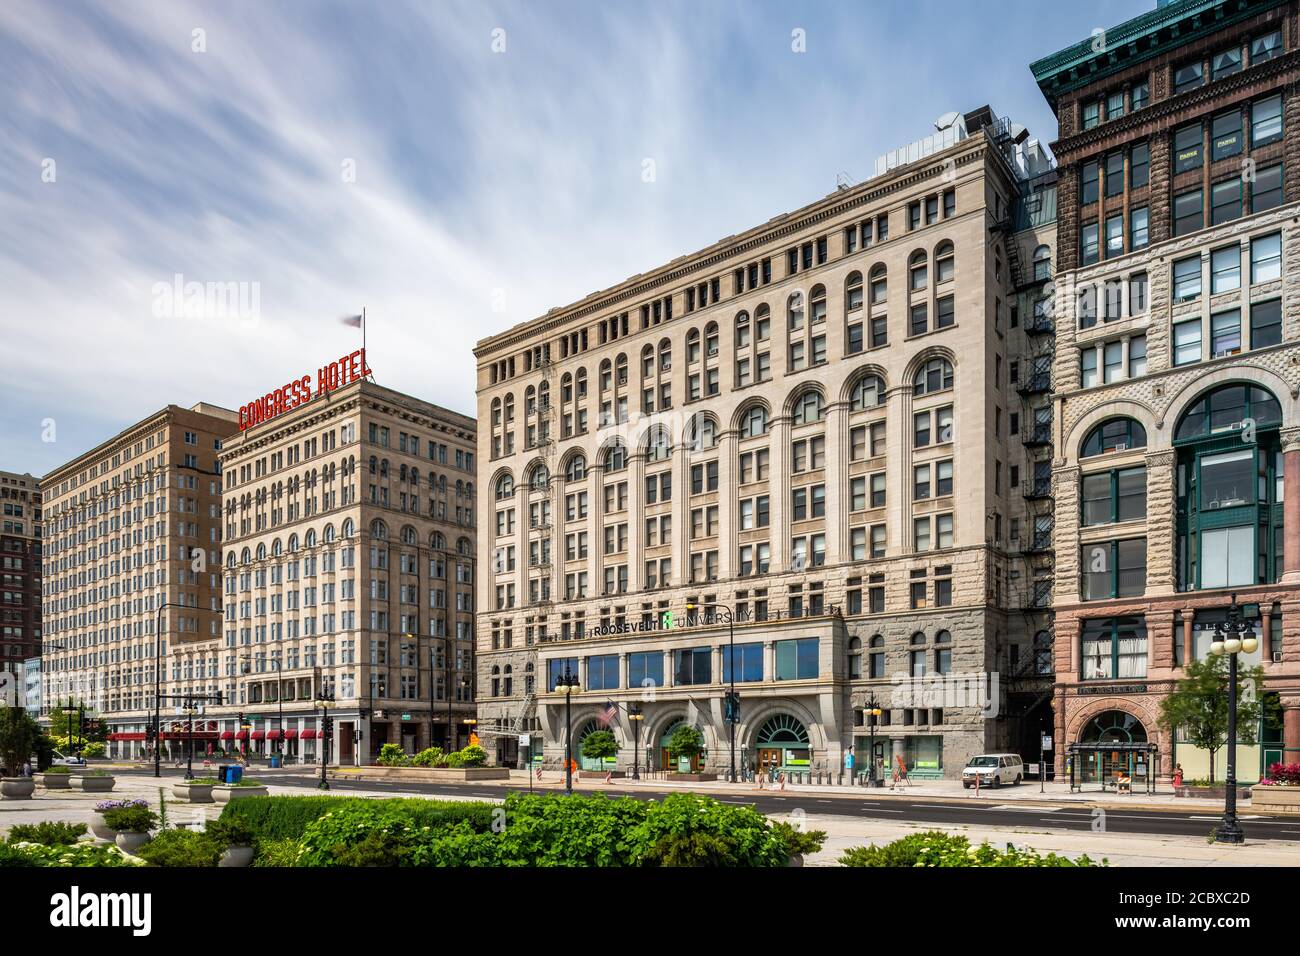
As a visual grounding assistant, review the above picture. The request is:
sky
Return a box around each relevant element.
[0,0,1148,477]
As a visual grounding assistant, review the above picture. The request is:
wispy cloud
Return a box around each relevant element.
[0,0,1142,475]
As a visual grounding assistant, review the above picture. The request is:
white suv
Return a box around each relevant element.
[961,754,1023,788]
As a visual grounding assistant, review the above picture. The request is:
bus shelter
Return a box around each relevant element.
[1067,741,1159,794]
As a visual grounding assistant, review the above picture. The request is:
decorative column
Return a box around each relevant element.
[1281,696,1300,765]
[1281,428,1300,583]
[1144,450,1177,595]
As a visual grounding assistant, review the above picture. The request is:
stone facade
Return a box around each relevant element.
[474,111,1057,778]
[0,471,41,695]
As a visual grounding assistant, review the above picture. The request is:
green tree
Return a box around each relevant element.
[0,708,46,776]
[666,725,704,770]
[581,730,618,766]
[1158,654,1272,784]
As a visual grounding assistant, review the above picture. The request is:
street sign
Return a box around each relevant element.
[519,734,530,747]
[401,713,412,721]
[0,672,15,707]
[1041,735,1053,751]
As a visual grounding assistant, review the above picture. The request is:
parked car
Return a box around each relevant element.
[961,753,1024,788]
[48,750,86,767]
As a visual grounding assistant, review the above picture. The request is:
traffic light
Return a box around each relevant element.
[237,712,245,727]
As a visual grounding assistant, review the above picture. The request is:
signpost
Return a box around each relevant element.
[1040,733,1053,792]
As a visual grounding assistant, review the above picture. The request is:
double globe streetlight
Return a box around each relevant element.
[554,663,581,795]
[1209,594,1258,845]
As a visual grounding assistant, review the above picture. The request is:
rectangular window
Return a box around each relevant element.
[774,638,819,681]
[1106,91,1125,121]
[936,296,954,329]
[1080,348,1098,388]
[936,460,953,496]
[1211,110,1242,161]
[722,643,764,683]
[1080,223,1099,265]
[1080,161,1099,204]
[1103,341,1123,383]
[1174,189,1202,236]
[1201,448,1255,510]
[1081,539,1147,600]
[1081,617,1147,680]
[1129,335,1147,377]
[1212,45,1242,81]
[629,651,664,689]
[913,517,930,552]
[1210,246,1240,294]
[1173,255,1202,300]
[1211,309,1242,356]
[673,647,712,686]
[1129,272,1148,314]
[1129,142,1149,188]
[1251,233,1281,283]
[909,304,927,336]
[1104,152,1124,197]
[1173,319,1202,366]
[1130,81,1149,110]
[1251,30,1283,64]
[1210,179,1242,226]
[1173,124,1202,173]
[586,654,620,691]
[1105,214,1123,258]
[1174,60,1204,94]
[1252,164,1283,212]
[1201,526,1255,589]
[1082,101,1100,130]
[1251,299,1282,349]
[1129,206,1149,249]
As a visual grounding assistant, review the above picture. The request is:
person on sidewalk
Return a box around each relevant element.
[844,746,855,782]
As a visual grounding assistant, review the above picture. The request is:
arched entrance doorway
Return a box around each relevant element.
[754,714,810,774]
[574,720,609,772]
[1076,709,1150,784]
[658,720,703,773]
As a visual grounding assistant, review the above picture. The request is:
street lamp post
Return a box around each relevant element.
[315,688,335,790]
[1210,593,1258,845]
[554,663,581,795]
[685,601,737,783]
[629,703,644,780]
[152,601,221,778]
[183,697,198,781]
[864,690,883,787]
[242,656,284,757]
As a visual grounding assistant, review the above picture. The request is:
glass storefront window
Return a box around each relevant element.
[722,643,764,683]
[774,638,818,681]
[904,735,943,775]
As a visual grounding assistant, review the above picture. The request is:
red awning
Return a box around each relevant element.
[284,730,299,740]
[266,730,282,740]
[300,729,318,739]
[235,730,249,740]
[251,731,265,741]
[220,731,235,740]
[109,732,146,741]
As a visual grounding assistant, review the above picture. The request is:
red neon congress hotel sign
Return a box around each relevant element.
[238,349,373,431]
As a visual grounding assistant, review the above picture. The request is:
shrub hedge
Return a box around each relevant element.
[219,795,496,844]
[838,830,1103,867]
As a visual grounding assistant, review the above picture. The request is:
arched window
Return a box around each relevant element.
[430,531,447,550]
[704,323,719,357]
[287,534,300,552]
[868,635,885,678]
[848,635,862,679]
[809,284,827,324]
[869,263,888,304]
[305,529,317,548]
[400,526,417,546]
[739,404,769,438]
[787,291,805,331]
[688,415,718,452]
[913,358,954,395]
[645,427,671,462]
[565,454,586,483]
[256,543,267,561]
[850,374,886,410]
[909,250,928,291]
[1174,384,1281,443]
[366,522,384,541]
[495,474,514,500]
[604,443,627,472]
[528,463,549,492]
[1081,417,1147,457]
[1033,244,1052,282]
[791,390,824,425]
[240,547,252,565]
[323,524,335,543]
[341,519,355,538]
[935,241,955,284]
[845,271,864,312]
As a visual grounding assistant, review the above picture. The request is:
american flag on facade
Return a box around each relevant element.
[597,700,619,726]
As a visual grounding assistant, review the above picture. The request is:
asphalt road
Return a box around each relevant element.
[115,766,1300,842]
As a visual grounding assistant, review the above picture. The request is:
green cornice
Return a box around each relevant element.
[1030,0,1288,108]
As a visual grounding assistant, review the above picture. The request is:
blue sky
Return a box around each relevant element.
[0,0,1147,476]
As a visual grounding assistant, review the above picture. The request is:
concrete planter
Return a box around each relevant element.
[347,766,510,783]
[38,772,73,789]
[667,772,718,782]
[89,814,116,843]
[74,774,116,793]
[115,831,150,853]
[173,781,216,803]
[1176,784,1250,800]
[578,769,625,779]
[0,777,36,799]
[212,785,269,803]
[218,845,255,868]
[1250,785,1300,814]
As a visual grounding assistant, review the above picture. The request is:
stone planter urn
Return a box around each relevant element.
[74,774,116,793]
[39,772,72,789]
[0,777,36,800]
[115,831,150,853]
[89,813,116,843]
[212,784,269,803]
[218,845,255,868]
[173,781,216,803]
[786,853,805,868]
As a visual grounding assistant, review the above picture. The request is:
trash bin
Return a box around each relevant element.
[269,755,282,769]
[217,764,233,784]
[227,764,243,785]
